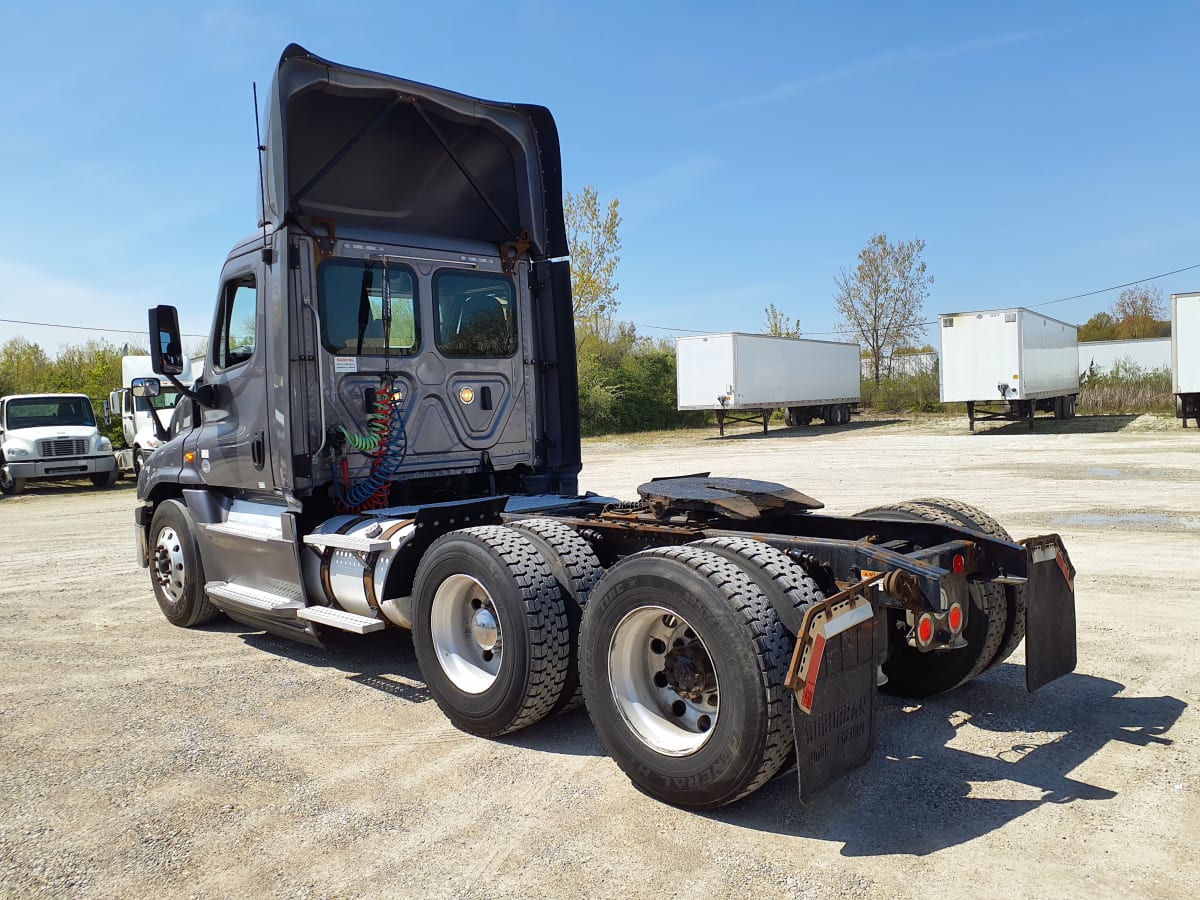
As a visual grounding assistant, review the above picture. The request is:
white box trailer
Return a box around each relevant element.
[939,307,1079,431]
[1172,292,1200,428]
[676,333,861,434]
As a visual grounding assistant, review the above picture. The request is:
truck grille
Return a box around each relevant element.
[38,438,89,457]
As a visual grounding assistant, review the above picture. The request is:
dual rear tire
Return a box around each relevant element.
[854,498,1021,696]
[579,546,797,808]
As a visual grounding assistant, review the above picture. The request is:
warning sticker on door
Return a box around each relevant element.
[334,356,358,373]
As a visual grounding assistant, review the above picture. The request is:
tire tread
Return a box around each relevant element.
[422,525,570,735]
[509,518,602,713]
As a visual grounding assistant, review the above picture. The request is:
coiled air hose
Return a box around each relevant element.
[335,380,407,512]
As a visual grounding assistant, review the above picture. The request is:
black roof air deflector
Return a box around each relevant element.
[263,45,568,259]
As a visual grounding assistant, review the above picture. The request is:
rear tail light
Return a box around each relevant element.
[916,614,935,646]
[952,554,965,574]
[947,602,964,633]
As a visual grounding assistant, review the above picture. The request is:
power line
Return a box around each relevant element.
[634,261,1200,337]
[0,317,208,339]
[5,260,1197,342]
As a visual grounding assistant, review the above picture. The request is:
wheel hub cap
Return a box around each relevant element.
[470,607,499,651]
[152,526,186,602]
[430,574,504,694]
[663,644,713,700]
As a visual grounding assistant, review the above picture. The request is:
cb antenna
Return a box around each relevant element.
[253,82,273,264]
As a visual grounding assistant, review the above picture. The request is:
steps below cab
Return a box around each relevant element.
[205,581,304,618]
[297,606,386,634]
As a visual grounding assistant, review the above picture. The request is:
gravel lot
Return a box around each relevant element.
[1,414,1197,898]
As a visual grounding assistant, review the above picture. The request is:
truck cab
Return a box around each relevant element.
[135,44,578,637]
[0,393,118,494]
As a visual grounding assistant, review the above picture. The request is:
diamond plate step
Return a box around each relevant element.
[205,581,303,617]
[297,606,386,634]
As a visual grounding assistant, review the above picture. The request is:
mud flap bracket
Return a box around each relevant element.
[784,577,880,802]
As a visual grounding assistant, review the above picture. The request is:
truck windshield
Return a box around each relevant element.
[5,397,96,428]
[317,259,419,356]
[134,389,183,412]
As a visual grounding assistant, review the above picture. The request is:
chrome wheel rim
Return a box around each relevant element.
[608,606,720,757]
[430,574,503,694]
[152,526,186,602]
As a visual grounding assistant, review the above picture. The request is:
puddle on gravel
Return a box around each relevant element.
[1086,467,1173,479]
[1053,512,1176,529]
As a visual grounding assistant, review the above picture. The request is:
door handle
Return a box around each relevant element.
[251,431,265,470]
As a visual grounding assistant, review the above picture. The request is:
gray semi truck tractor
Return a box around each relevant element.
[132,45,1077,809]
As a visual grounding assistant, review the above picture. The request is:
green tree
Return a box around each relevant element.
[1079,311,1119,342]
[0,337,53,396]
[564,185,622,329]
[763,303,802,337]
[834,233,933,386]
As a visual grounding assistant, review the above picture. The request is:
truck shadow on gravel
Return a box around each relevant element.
[218,622,1185,846]
[230,625,607,755]
[706,667,1186,856]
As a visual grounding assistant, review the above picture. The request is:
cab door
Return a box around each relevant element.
[194,256,274,492]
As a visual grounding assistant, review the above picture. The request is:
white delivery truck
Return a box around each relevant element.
[108,355,193,475]
[939,308,1079,431]
[1172,292,1199,428]
[676,333,861,435]
[0,393,118,494]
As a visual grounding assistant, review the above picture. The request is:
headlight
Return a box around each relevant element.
[2,444,31,459]
[97,437,113,452]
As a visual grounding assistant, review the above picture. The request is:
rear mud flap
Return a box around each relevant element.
[786,583,878,802]
[1020,534,1078,691]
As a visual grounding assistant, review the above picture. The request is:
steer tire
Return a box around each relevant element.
[91,469,119,488]
[579,546,794,808]
[0,464,25,495]
[149,499,220,627]
[854,501,1006,696]
[913,497,1026,670]
[412,526,570,737]
[508,518,603,714]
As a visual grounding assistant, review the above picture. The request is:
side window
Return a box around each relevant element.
[214,274,257,370]
[170,397,195,437]
[316,260,419,356]
[434,270,517,358]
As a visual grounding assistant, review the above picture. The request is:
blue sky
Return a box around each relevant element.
[1,0,1197,355]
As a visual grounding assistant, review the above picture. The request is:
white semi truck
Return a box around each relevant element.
[676,333,861,435]
[130,45,1078,810]
[109,355,193,476]
[0,393,118,494]
[939,307,1080,431]
[1172,292,1199,428]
